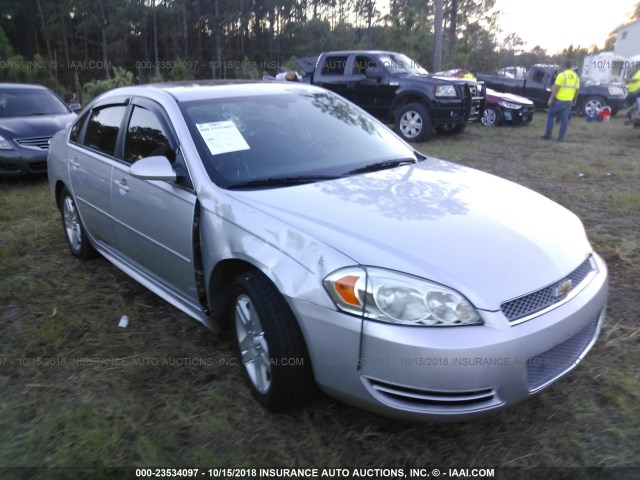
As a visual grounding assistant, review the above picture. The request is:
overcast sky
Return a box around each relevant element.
[492,0,637,53]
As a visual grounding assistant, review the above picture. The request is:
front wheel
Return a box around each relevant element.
[230,270,316,412]
[395,103,433,142]
[59,186,97,260]
[480,106,502,126]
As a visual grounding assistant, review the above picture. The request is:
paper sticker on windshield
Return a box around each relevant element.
[196,120,250,156]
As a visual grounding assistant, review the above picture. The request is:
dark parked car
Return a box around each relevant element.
[0,83,79,176]
[481,88,534,126]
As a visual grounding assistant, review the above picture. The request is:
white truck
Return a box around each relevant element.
[581,52,628,85]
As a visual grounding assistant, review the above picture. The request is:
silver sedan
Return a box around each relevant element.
[47,82,608,421]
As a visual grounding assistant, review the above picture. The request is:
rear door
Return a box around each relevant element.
[68,100,129,245]
[524,68,553,106]
[314,54,350,99]
[109,98,199,304]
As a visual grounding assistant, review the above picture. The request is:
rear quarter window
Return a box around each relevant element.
[83,105,127,156]
[69,111,90,144]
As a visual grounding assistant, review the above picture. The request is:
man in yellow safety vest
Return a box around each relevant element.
[626,66,640,105]
[542,60,580,142]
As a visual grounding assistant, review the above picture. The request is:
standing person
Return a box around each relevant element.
[542,60,580,142]
[626,66,640,106]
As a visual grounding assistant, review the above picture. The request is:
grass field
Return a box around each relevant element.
[1,112,639,475]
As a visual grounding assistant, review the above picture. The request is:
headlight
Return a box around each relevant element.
[323,267,482,326]
[499,101,522,109]
[0,135,13,150]
[608,86,625,96]
[434,85,457,97]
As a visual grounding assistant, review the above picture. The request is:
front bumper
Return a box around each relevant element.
[501,105,534,124]
[0,148,48,176]
[291,253,608,421]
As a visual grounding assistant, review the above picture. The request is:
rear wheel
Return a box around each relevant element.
[59,187,97,260]
[231,270,316,411]
[395,103,433,142]
[581,96,606,117]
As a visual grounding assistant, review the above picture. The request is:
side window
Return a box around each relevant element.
[354,56,377,75]
[69,110,89,144]
[321,55,348,75]
[84,105,126,156]
[532,69,545,83]
[124,106,174,164]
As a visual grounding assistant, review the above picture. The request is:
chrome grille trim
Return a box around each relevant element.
[501,256,597,325]
[364,377,502,412]
[14,136,52,150]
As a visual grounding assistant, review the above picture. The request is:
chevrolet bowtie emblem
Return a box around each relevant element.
[555,279,573,297]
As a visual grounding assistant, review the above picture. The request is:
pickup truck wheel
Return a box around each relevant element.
[581,96,606,117]
[231,270,317,412]
[435,124,466,135]
[395,103,433,142]
[480,107,502,126]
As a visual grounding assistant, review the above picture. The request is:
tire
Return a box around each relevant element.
[435,123,467,135]
[581,96,606,117]
[395,103,433,142]
[230,270,316,412]
[480,106,502,126]
[59,186,97,260]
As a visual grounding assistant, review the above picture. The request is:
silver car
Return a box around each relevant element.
[47,82,608,421]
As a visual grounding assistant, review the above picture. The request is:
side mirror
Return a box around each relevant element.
[365,66,384,81]
[129,155,176,182]
[69,103,82,112]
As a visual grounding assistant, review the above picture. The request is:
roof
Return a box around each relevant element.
[99,81,324,104]
[0,83,49,91]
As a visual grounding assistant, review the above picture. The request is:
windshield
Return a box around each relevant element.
[181,89,417,188]
[379,53,429,76]
[0,89,70,118]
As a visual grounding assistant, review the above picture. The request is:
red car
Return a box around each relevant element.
[434,70,534,127]
[481,88,535,126]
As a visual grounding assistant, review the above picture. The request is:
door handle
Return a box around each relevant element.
[69,157,80,170]
[114,178,130,193]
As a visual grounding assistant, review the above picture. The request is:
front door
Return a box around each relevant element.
[109,101,199,304]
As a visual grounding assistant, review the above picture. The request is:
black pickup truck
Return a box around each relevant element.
[298,51,485,142]
[477,64,628,116]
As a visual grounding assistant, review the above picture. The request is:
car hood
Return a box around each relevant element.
[226,159,592,311]
[409,74,470,85]
[486,88,533,105]
[0,113,76,138]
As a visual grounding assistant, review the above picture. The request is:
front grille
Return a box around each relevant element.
[526,315,600,392]
[14,136,52,150]
[501,257,595,323]
[365,377,501,412]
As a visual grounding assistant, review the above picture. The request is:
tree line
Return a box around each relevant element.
[0,0,636,101]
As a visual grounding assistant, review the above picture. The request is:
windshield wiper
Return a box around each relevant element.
[227,175,340,189]
[345,158,417,175]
